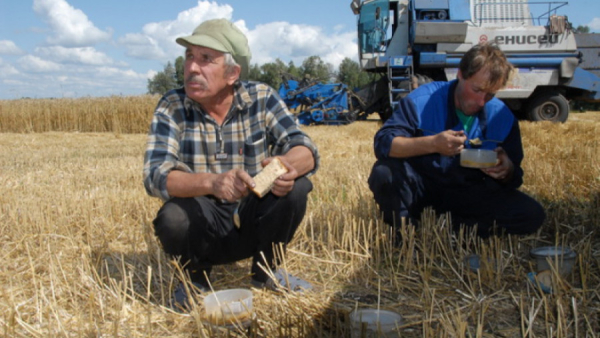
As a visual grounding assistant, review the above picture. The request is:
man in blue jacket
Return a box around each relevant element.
[368,43,545,238]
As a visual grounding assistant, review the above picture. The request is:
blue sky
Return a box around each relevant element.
[0,0,599,100]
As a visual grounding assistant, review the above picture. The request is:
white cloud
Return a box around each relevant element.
[93,66,148,81]
[3,65,150,98]
[146,69,158,80]
[118,1,236,62]
[115,1,357,69]
[248,22,356,68]
[33,0,111,47]
[35,46,123,66]
[118,34,167,60]
[333,24,346,33]
[0,40,25,55]
[17,55,63,72]
[588,18,600,32]
[0,57,20,77]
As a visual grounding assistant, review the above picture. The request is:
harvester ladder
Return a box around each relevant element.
[388,62,413,109]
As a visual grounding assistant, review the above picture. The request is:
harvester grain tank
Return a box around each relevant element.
[350,0,600,122]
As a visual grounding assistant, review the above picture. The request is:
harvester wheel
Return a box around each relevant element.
[378,105,393,121]
[345,110,359,123]
[526,92,569,123]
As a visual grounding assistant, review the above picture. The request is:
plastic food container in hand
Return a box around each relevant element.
[530,246,577,276]
[460,149,497,168]
[204,289,253,327]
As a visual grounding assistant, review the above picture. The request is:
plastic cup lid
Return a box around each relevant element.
[350,309,402,325]
[530,246,575,258]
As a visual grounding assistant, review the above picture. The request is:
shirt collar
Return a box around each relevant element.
[183,94,201,114]
[232,81,252,111]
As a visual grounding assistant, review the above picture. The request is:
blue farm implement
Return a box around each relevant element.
[278,76,371,125]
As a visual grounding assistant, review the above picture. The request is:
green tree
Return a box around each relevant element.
[147,62,177,95]
[287,61,301,79]
[247,64,263,82]
[174,56,185,87]
[300,56,332,83]
[258,59,288,89]
[337,57,373,89]
[574,25,590,33]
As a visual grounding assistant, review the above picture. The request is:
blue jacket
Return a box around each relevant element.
[373,80,524,189]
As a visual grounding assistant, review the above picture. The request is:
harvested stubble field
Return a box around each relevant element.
[1,97,599,337]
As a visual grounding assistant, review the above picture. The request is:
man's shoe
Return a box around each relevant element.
[251,268,313,293]
[169,281,209,311]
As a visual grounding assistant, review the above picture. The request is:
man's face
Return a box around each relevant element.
[183,45,237,104]
[455,68,497,116]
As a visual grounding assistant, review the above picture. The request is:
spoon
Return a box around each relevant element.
[467,137,502,147]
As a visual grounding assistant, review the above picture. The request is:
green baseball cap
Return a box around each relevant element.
[176,19,251,79]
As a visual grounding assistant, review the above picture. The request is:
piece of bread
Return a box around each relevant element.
[250,157,289,197]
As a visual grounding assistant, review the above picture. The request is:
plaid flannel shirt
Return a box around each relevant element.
[143,81,320,201]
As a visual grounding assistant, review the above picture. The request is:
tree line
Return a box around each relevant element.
[147,55,377,96]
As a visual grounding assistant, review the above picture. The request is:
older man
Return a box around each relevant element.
[368,43,545,239]
[143,19,319,309]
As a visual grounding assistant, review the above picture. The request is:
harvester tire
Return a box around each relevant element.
[526,92,569,123]
[378,105,393,122]
[345,110,359,123]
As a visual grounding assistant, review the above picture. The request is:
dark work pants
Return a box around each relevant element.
[368,159,545,238]
[153,177,313,286]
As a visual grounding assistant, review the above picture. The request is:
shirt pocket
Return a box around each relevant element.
[244,131,267,175]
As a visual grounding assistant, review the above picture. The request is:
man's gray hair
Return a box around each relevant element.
[223,53,241,78]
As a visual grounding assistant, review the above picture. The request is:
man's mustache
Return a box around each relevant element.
[185,75,207,88]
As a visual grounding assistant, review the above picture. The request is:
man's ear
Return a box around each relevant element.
[457,69,463,80]
[226,65,241,85]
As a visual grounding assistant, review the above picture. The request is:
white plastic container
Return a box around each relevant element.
[204,289,253,327]
[349,309,402,338]
[460,149,497,168]
[530,246,577,275]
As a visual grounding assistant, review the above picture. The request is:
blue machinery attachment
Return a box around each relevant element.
[278,77,368,125]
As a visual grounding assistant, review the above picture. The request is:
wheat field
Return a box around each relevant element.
[0,97,599,337]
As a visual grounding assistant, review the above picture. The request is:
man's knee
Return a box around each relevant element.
[153,200,190,255]
[497,197,546,235]
[368,161,393,192]
[510,194,546,234]
[287,176,313,203]
[296,176,313,194]
[526,200,546,233]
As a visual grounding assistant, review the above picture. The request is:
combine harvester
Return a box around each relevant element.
[350,0,600,122]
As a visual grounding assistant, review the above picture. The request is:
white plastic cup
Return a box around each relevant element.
[349,309,402,338]
[530,246,577,275]
[204,289,253,326]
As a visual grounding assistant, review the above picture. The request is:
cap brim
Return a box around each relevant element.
[175,35,249,80]
[176,35,229,53]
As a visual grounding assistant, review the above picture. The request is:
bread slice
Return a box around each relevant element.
[250,157,289,197]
